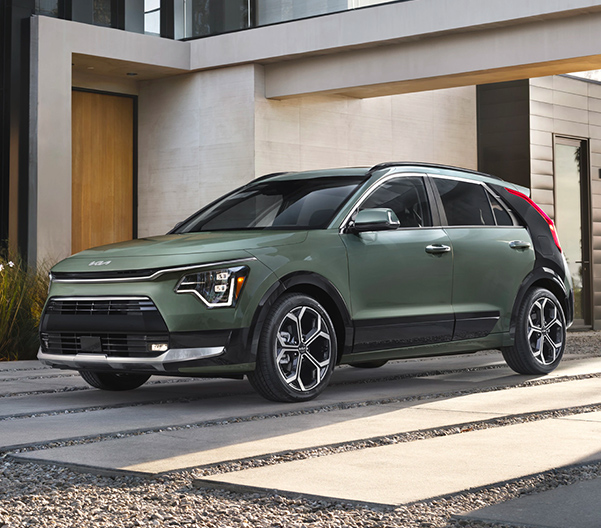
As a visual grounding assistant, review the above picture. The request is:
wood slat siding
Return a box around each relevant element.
[530,75,601,326]
[72,91,134,254]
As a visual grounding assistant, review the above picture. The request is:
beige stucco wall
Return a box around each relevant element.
[136,65,476,237]
[254,77,477,175]
[137,65,257,237]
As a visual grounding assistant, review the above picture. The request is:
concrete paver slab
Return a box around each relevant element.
[0,377,463,448]
[0,378,88,397]
[459,477,601,528]
[14,406,500,474]
[0,369,77,381]
[199,417,601,506]
[419,377,601,415]
[0,361,44,371]
[0,378,252,418]
[12,381,601,475]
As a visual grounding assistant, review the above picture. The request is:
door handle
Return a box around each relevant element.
[425,244,451,255]
[509,240,531,250]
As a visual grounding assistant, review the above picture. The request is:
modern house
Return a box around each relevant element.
[2,0,601,328]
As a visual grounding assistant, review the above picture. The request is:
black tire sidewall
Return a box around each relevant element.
[80,371,150,391]
[257,293,337,402]
[514,287,566,374]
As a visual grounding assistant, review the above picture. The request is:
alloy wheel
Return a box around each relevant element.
[275,305,332,392]
[527,296,565,366]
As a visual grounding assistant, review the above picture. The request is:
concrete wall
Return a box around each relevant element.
[138,65,257,238]
[137,66,477,237]
[254,78,476,176]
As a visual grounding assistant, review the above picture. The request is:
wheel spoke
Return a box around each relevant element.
[274,303,332,393]
[526,295,565,367]
[543,334,559,363]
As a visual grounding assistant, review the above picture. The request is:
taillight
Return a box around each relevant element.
[505,188,562,252]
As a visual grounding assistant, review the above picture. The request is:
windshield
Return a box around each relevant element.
[175,176,366,233]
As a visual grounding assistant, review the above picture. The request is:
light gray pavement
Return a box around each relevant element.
[4,344,601,527]
[4,358,601,450]
[14,376,601,474]
[198,412,601,506]
[457,477,601,528]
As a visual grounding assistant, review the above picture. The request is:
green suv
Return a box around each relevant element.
[39,163,574,402]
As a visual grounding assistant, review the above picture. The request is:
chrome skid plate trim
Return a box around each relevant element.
[37,346,224,372]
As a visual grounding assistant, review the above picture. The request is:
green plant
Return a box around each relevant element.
[0,253,50,361]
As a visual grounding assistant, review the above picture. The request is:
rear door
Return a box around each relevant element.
[430,176,535,338]
[342,174,454,353]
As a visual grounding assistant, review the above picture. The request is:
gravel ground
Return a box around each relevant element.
[1,331,599,528]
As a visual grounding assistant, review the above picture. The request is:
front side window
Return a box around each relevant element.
[433,178,495,226]
[359,177,432,227]
[176,177,365,233]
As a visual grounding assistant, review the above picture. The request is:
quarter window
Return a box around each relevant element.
[360,177,432,227]
[488,193,514,226]
[433,179,495,226]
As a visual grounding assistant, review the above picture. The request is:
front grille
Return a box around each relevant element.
[45,298,158,316]
[40,332,170,358]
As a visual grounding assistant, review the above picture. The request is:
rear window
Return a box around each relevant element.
[433,178,495,226]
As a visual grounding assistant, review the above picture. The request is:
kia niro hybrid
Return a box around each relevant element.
[39,163,574,402]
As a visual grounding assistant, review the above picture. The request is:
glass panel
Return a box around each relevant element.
[360,177,432,227]
[177,177,365,232]
[257,0,347,25]
[93,0,112,27]
[554,141,586,321]
[145,0,161,35]
[186,0,249,38]
[36,0,59,17]
[256,0,398,26]
[488,193,514,226]
[434,179,495,226]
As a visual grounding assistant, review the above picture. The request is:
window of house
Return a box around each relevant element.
[93,0,112,26]
[145,0,161,35]
[360,177,432,228]
[35,0,60,17]
[433,178,495,226]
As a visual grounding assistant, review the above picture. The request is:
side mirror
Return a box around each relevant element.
[351,208,400,233]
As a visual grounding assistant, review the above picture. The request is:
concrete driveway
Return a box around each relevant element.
[2,333,601,527]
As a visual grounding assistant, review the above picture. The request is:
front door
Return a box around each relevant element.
[71,90,135,254]
[554,136,591,326]
[342,175,454,353]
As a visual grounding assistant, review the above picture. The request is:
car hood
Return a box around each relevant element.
[52,231,308,273]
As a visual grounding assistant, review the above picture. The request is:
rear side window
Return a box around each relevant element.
[488,193,514,226]
[360,177,432,227]
[433,178,495,226]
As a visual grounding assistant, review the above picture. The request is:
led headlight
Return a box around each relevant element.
[175,266,249,308]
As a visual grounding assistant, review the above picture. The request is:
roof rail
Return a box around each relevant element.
[368,162,503,181]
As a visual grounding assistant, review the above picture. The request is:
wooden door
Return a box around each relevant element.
[72,90,134,254]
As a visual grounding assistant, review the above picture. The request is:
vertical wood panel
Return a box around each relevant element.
[72,91,134,254]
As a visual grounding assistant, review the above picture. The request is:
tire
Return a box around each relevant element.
[79,371,151,391]
[248,293,337,402]
[349,360,388,369]
[502,287,567,375]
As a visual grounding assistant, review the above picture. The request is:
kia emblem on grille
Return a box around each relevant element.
[88,260,111,266]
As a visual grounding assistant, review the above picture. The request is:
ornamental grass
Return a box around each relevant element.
[0,253,50,361]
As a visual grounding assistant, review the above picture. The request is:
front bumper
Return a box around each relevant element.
[38,295,255,375]
[38,345,224,372]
